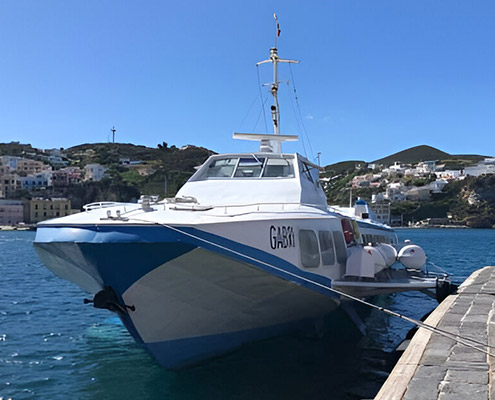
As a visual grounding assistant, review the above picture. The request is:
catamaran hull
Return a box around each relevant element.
[34,224,339,368]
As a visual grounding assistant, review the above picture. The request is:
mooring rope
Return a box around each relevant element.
[127,216,495,358]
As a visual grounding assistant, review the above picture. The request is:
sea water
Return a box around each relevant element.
[1,229,494,399]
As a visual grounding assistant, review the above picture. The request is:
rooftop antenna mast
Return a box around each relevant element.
[256,13,299,153]
[233,14,299,153]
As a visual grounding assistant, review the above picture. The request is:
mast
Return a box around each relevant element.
[233,14,299,153]
[256,14,299,153]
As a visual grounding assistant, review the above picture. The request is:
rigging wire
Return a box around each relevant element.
[287,81,308,159]
[289,63,315,162]
[237,94,263,134]
[253,94,271,133]
[127,214,495,358]
[256,65,269,133]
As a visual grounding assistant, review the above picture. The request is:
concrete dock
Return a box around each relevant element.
[375,266,495,400]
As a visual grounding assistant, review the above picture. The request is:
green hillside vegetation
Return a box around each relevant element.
[372,145,450,165]
[321,145,494,228]
[0,142,45,157]
[370,144,486,167]
[323,160,366,176]
[389,176,495,228]
[5,142,214,209]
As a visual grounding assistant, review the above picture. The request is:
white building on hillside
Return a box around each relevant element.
[20,171,53,190]
[84,164,107,181]
[464,158,495,177]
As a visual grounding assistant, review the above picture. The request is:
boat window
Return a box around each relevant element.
[299,230,320,268]
[341,219,355,244]
[262,158,294,178]
[301,162,320,185]
[234,157,265,178]
[318,230,336,266]
[193,155,296,180]
[332,231,348,264]
[204,158,238,178]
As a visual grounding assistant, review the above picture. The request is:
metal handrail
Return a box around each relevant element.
[83,202,121,211]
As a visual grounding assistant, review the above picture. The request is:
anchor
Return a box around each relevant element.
[84,286,135,313]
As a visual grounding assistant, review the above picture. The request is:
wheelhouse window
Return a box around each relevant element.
[234,157,265,178]
[204,158,237,178]
[262,158,294,178]
[192,155,295,181]
[300,162,320,185]
[299,229,320,268]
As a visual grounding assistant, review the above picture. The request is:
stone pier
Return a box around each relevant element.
[375,266,495,400]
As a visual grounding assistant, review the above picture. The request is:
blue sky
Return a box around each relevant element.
[0,1,494,166]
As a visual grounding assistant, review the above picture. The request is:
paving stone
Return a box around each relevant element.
[469,306,495,316]
[403,377,441,400]
[426,337,456,351]
[459,322,487,335]
[413,365,448,379]
[444,368,489,385]
[421,353,449,365]
[440,314,465,324]
[448,350,487,363]
[424,342,455,357]
[452,298,473,307]
[462,314,490,324]
[472,297,495,307]
[438,382,487,400]
[443,360,488,370]
[438,320,462,330]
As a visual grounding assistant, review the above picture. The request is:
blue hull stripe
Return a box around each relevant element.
[146,316,321,369]
[78,242,196,294]
[35,224,338,300]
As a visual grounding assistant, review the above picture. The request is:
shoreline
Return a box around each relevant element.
[0,225,36,231]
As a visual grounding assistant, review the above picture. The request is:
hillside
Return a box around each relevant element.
[323,160,365,176]
[370,145,487,167]
[2,141,493,225]
[0,141,214,209]
[63,142,214,208]
[320,145,494,228]
[0,142,44,157]
[65,143,163,163]
[372,145,450,165]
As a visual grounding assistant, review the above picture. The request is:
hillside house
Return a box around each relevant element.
[464,158,495,177]
[84,164,107,181]
[20,171,53,191]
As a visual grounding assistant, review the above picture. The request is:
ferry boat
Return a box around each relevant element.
[33,16,448,369]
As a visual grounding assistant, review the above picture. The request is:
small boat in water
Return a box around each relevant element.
[34,16,450,368]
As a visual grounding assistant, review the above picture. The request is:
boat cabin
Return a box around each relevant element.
[176,153,328,207]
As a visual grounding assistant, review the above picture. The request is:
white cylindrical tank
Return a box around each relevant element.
[363,246,388,274]
[345,247,376,278]
[375,243,398,267]
[398,245,426,270]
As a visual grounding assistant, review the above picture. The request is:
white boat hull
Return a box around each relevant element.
[34,223,339,368]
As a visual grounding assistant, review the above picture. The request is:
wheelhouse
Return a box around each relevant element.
[177,153,327,207]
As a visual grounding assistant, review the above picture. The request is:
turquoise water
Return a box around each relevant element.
[1,229,494,399]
